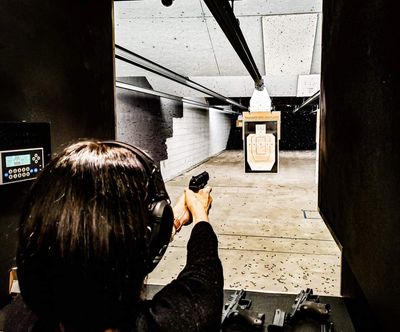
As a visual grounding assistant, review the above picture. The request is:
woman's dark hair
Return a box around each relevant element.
[17,140,152,331]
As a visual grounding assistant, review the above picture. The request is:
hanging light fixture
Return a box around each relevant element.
[203,0,272,113]
[249,81,272,112]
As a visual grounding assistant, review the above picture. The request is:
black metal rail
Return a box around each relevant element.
[115,44,247,110]
[293,91,320,113]
[203,0,264,89]
[116,81,238,114]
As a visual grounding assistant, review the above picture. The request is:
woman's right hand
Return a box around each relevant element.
[185,186,213,224]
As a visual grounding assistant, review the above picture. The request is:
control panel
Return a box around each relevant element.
[0,148,45,185]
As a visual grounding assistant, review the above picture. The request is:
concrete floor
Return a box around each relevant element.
[148,150,341,296]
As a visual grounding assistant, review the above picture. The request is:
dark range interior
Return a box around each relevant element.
[319,0,399,330]
[220,96,318,151]
[0,0,399,331]
[0,0,115,307]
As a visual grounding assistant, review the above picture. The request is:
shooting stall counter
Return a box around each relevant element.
[243,111,281,173]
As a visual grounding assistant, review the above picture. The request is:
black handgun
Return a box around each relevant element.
[189,171,209,192]
[222,290,265,330]
[268,288,332,332]
[289,288,331,323]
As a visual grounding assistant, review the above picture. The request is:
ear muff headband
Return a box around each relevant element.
[100,140,174,273]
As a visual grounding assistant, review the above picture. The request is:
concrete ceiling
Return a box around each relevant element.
[114,0,322,98]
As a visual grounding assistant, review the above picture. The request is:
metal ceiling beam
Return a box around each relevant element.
[293,91,320,113]
[115,44,247,110]
[203,0,264,89]
[116,81,239,114]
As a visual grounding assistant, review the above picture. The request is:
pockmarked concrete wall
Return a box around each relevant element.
[160,107,232,181]
[115,81,232,181]
[115,78,183,162]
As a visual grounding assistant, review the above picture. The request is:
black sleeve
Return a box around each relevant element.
[2,295,38,332]
[137,222,224,332]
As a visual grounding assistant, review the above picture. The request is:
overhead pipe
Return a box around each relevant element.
[203,0,264,89]
[115,44,247,110]
[116,81,239,114]
[293,91,320,113]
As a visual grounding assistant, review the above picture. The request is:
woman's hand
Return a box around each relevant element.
[171,186,213,239]
[185,186,213,224]
[172,193,191,235]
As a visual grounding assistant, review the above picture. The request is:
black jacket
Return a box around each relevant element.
[2,222,224,332]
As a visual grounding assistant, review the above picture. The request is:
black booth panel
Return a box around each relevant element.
[0,0,115,306]
[0,0,115,152]
[319,0,400,330]
[0,123,51,307]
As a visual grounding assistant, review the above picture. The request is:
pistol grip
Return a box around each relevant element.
[234,308,265,328]
[301,301,330,318]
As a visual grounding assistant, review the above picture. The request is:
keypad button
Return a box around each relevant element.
[17,173,21,178]
[27,167,30,171]
[4,173,8,177]
[18,168,21,173]
[26,172,30,177]
[34,168,38,173]
[8,175,12,179]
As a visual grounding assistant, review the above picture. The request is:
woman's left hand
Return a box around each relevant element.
[172,193,191,235]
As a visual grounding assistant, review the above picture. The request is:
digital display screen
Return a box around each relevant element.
[5,154,31,167]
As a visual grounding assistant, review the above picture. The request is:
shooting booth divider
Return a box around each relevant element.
[242,112,281,173]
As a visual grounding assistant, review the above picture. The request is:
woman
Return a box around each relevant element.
[5,140,223,331]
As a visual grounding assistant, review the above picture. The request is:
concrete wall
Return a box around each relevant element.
[116,82,232,181]
[160,106,232,181]
[209,108,232,156]
[115,78,183,162]
[319,0,399,330]
[0,0,115,306]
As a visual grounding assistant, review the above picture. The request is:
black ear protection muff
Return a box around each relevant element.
[101,140,174,274]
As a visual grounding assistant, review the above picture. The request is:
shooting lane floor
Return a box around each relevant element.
[147,150,341,296]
